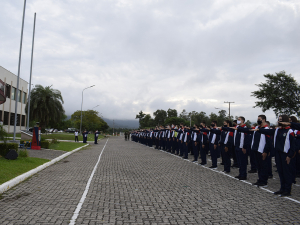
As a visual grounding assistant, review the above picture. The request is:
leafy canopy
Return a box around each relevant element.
[252,71,300,117]
[26,85,64,128]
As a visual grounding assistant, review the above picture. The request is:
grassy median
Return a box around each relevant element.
[42,133,104,142]
[0,156,49,185]
[49,142,88,151]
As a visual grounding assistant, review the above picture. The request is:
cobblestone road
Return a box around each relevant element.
[0,137,300,225]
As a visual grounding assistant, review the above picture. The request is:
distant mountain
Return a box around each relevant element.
[103,118,139,129]
[66,115,139,128]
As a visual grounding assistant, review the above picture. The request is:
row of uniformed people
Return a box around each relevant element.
[130,114,299,196]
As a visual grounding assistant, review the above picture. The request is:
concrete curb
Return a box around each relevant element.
[0,144,90,194]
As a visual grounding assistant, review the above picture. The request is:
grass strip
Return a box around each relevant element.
[0,157,49,185]
[48,142,88,152]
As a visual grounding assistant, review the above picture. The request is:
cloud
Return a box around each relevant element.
[0,0,300,124]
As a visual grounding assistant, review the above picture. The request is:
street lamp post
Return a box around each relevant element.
[80,85,95,134]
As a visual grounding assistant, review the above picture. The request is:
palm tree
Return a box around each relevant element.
[25,85,65,129]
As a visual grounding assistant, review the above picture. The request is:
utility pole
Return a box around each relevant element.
[224,101,235,119]
[27,12,36,130]
[13,0,26,141]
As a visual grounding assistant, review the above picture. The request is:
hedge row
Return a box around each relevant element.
[41,141,50,149]
[0,143,19,157]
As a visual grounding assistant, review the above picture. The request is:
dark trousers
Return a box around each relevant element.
[255,151,268,184]
[94,138,98,144]
[200,143,207,164]
[275,151,293,193]
[75,136,79,142]
[179,141,184,156]
[183,142,188,158]
[237,147,248,177]
[209,143,218,167]
[172,139,177,153]
[296,151,300,176]
[175,140,180,154]
[155,138,159,149]
[267,155,273,177]
[231,143,238,166]
[250,149,258,171]
[221,144,231,172]
[193,142,199,161]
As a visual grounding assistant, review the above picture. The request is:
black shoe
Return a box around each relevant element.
[235,175,241,179]
[252,182,260,186]
[280,192,291,197]
[248,170,257,173]
[273,165,277,168]
[268,175,273,179]
[183,157,188,159]
[239,177,247,180]
[280,191,291,197]
[223,171,230,173]
[192,160,197,162]
[220,163,224,165]
[257,183,268,187]
[274,190,284,195]
[209,166,217,169]
[200,162,207,165]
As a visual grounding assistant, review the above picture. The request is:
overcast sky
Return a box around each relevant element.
[1,0,300,123]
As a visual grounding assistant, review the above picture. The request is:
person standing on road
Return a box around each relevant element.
[74,130,79,142]
[82,129,88,143]
[94,130,100,144]
[255,115,295,196]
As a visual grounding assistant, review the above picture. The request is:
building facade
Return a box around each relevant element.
[0,66,28,133]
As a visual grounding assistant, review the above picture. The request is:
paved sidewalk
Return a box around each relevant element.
[27,149,66,160]
[0,138,300,224]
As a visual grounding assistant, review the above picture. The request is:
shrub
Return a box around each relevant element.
[0,143,19,157]
[41,141,50,149]
[20,139,31,144]
[41,137,46,142]
[51,138,59,144]
[18,149,28,157]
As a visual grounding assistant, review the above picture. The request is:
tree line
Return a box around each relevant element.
[136,71,300,128]
[26,85,109,132]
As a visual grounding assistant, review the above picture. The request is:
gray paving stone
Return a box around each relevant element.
[1,137,300,224]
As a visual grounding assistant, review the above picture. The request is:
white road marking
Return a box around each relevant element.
[69,138,109,225]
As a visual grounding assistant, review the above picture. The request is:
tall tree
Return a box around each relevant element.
[153,109,167,125]
[167,108,178,118]
[179,109,189,120]
[26,85,64,129]
[135,110,146,127]
[252,71,300,117]
[71,110,109,131]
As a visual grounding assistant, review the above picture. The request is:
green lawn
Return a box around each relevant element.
[6,133,21,138]
[42,133,104,141]
[49,142,88,151]
[0,157,49,185]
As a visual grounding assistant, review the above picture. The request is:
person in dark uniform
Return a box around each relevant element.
[94,130,100,144]
[255,115,295,196]
[82,129,88,143]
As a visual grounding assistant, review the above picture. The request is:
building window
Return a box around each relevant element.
[17,114,20,126]
[22,92,27,104]
[4,111,9,125]
[6,84,11,98]
[21,115,26,126]
[18,90,21,102]
[11,87,16,100]
[10,112,15,125]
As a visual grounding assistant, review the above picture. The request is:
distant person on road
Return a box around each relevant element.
[82,129,88,143]
[74,130,79,142]
[94,130,100,144]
